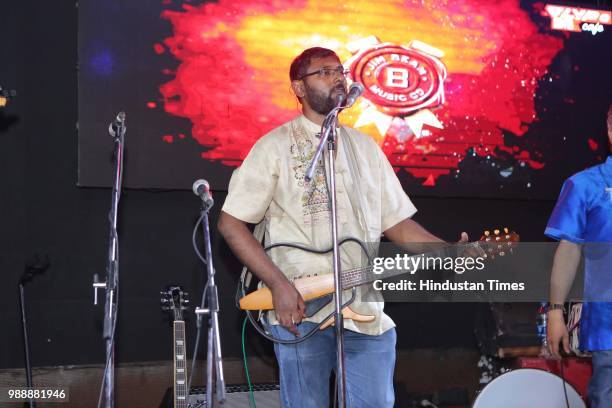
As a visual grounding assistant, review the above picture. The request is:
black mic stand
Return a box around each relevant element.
[304,97,347,408]
[92,112,126,408]
[194,198,226,407]
[18,256,50,408]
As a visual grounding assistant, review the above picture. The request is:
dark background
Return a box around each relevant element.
[0,0,606,370]
[76,0,238,192]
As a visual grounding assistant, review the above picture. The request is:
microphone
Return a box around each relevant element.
[335,93,346,107]
[345,82,364,108]
[192,179,214,206]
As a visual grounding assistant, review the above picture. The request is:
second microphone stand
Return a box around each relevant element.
[194,199,226,407]
[93,112,126,408]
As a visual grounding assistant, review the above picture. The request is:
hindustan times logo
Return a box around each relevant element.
[372,254,486,275]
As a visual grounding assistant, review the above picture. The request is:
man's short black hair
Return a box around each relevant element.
[289,47,339,81]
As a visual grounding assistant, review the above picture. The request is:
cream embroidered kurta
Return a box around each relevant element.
[222,115,417,335]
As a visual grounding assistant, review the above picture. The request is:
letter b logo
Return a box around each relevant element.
[385,68,409,88]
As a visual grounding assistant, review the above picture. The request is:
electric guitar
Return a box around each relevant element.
[239,228,519,329]
[161,286,190,408]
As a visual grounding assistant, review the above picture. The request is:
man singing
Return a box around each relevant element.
[218,47,466,407]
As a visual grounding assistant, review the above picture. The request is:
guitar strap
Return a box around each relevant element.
[338,126,379,260]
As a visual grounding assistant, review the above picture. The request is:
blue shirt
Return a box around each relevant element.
[545,156,612,351]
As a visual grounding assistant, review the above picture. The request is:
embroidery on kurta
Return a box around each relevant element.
[290,121,330,225]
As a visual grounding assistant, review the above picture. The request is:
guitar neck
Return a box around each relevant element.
[173,320,188,408]
[341,244,459,289]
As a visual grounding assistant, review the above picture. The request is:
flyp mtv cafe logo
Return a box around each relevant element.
[544,4,611,35]
[344,37,447,140]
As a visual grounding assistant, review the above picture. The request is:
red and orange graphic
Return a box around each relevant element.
[154,0,564,185]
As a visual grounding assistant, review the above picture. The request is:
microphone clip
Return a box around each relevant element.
[193,179,214,209]
[108,112,126,139]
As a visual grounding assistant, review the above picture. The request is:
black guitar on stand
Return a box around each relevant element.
[161,286,190,408]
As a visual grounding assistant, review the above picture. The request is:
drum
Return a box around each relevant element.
[473,368,585,408]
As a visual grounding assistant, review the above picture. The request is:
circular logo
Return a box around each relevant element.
[348,43,446,116]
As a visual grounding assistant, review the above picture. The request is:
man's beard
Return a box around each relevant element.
[304,83,346,115]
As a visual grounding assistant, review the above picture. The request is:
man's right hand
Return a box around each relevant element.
[218,212,307,336]
[547,309,570,359]
[271,280,306,336]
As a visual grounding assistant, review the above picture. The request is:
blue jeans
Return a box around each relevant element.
[589,350,612,408]
[268,322,396,408]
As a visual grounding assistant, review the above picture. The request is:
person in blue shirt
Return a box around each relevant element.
[546,105,612,408]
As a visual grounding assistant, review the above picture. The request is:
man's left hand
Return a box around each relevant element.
[458,232,486,258]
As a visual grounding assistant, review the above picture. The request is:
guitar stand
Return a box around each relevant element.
[194,201,226,407]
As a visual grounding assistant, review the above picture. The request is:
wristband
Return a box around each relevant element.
[547,303,565,313]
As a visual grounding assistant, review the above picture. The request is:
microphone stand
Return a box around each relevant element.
[18,257,50,408]
[93,112,126,408]
[304,98,346,408]
[18,282,35,408]
[194,199,226,407]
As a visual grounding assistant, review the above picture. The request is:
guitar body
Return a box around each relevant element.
[239,239,381,328]
[239,273,375,326]
[239,274,334,310]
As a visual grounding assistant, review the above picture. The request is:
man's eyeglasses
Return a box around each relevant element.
[299,66,349,80]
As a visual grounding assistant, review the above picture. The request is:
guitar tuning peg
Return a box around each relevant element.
[484,230,490,236]
[494,229,500,235]
[504,227,509,234]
